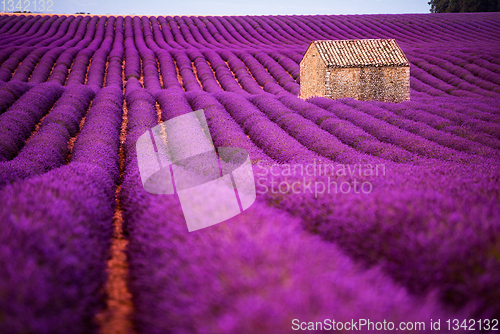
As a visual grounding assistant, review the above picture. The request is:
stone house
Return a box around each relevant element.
[300,39,410,102]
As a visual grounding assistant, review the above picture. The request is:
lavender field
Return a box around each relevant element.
[0,12,499,333]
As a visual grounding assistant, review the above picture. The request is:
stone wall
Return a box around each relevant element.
[299,47,325,100]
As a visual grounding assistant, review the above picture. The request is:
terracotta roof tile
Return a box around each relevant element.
[311,39,409,68]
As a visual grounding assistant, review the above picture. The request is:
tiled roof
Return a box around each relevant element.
[311,39,409,68]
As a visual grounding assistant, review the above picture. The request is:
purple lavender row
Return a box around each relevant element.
[410,74,447,97]
[154,16,183,49]
[246,16,292,45]
[310,16,355,40]
[65,16,111,87]
[482,51,500,66]
[70,85,123,183]
[0,158,116,333]
[407,98,500,141]
[186,16,227,49]
[2,15,65,47]
[372,99,500,150]
[0,14,38,37]
[243,16,291,46]
[123,16,141,81]
[194,49,246,94]
[198,16,235,48]
[262,161,500,319]
[0,84,95,187]
[178,16,214,49]
[253,52,299,95]
[10,16,83,83]
[102,16,124,89]
[10,46,52,83]
[204,16,248,49]
[237,16,288,46]
[85,16,117,92]
[156,78,265,161]
[170,50,202,91]
[430,15,497,42]
[5,15,65,46]
[144,16,170,51]
[248,93,392,165]
[410,17,477,42]
[236,51,279,89]
[269,16,319,43]
[122,77,158,171]
[409,64,480,98]
[141,17,179,79]
[143,18,184,91]
[154,80,192,120]
[420,48,500,86]
[455,50,500,76]
[266,51,299,82]
[376,16,439,42]
[211,16,252,48]
[0,46,36,82]
[224,16,270,47]
[409,53,500,98]
[285,16,337,41]
[187,49,224,93]
[132,16,162,93]
[437,98,500,123]
[295,16,350,40]
[122,79,459,328]
[0,15,60,47]
[0,82,64,162]
[373,14,473,44]
[25,16,91,84]
[164,16,192,49]
[173,16,207,49]
[3,13,497,55]
[329,16,391,41]
[0,15,22,33]
[0,85,121,334]
[344,14,496,44]
[339,15,420,44]
[0,16,71,81]
[0,15,35,42]
[214,91,325,164]
[312,16,364,40]
[218,50,265,95]
[185,90,272,162]
[19,16,79,48]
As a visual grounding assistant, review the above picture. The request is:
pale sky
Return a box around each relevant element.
[5,0,431,16]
